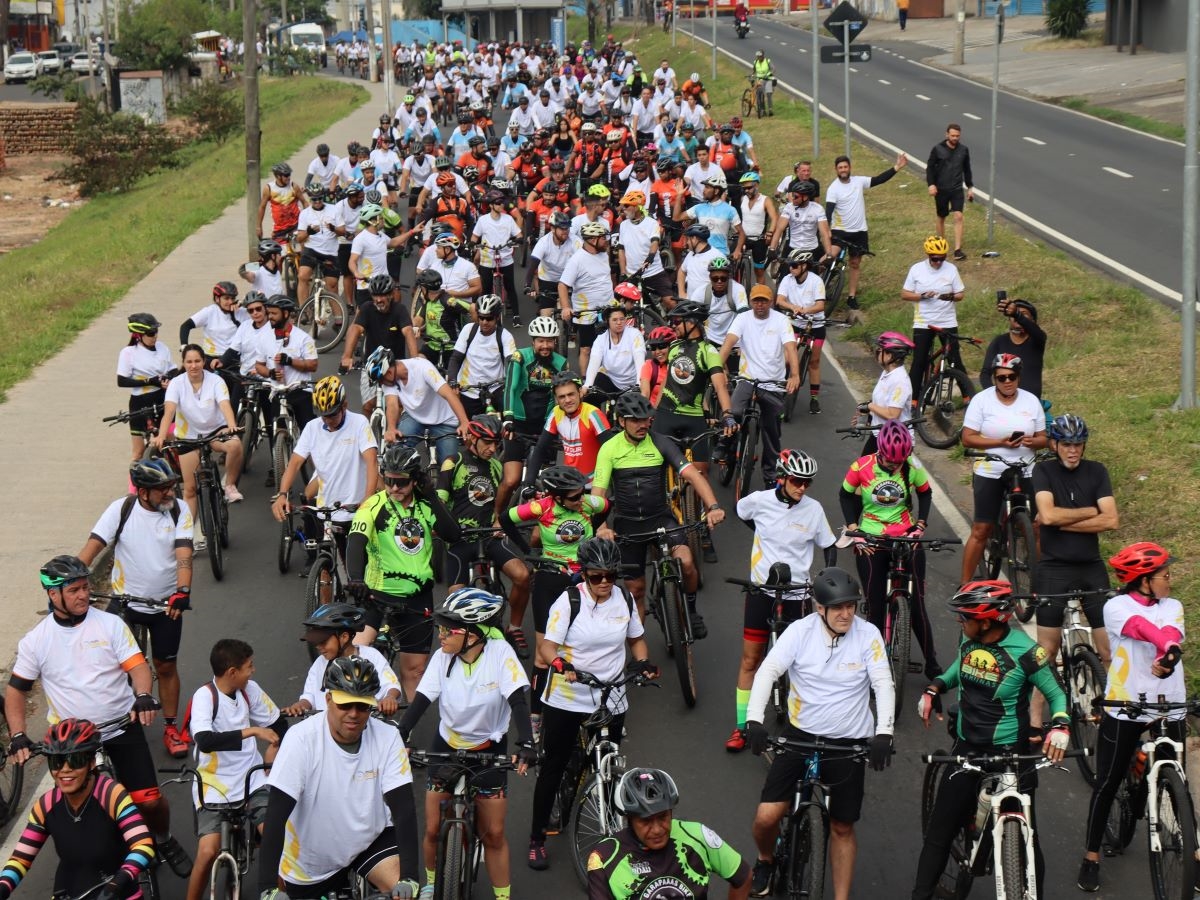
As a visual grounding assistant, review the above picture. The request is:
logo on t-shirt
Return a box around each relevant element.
[394,519,426,553]
[640,875,696,899]
[962,648,1002,684]
[700,824,723,849]
[556,520,586,545]
[870,480,904,507]
[669,355,697,385]
[468,475,496,505]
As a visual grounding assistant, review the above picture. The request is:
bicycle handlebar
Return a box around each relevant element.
[961,449,1030,466]
[835,416,926,435]
[1094,696,1200,717]
[91,593,170,612]
[408,749,517,770]
[1010,589,1116,606]
[162,428,243,450]
[103,405,164,425]
[725,577,813,594]
[769,736,871,758]
[157,762,271,811]
[292,502,360,517]
[619,520,708,542]
[922,748,1090,766]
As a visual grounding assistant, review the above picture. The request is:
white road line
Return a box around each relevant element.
[878,78,891,85]
[1104,166,1134,179]
[849,67,858,73]
[963,112,981,120]
[799,47,807,53]
[915,93,931,101]
[779,41,787,46]
[1023,136,1046,146]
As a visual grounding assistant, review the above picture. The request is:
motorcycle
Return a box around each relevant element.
[735,19,750,38]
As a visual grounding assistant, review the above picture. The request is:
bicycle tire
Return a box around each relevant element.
[715,425,735,487]
[282,256,299,300]
[215,478,230,549]
[436,820,467,900]
[0,715,24,828]
[999,818,1029,900]
[1066,646,1106,787]
[887,590,911,718]
[1149,766,1197,900]
[663,577,697,708]
[782,803,825,900]
[680,483,704,578]
[210,853,238,900]
[199,482,225,581]
[920,758,974,899]
[740,91,753,118]
[823,265,845,321]
[1103,776,1137,855]
[914,368,974,449]
[237,402,258,474]
[272,431,295,501]
[569,775,623,889]
[277,516,295,574]
[1004,508,1037,603]
[303,554,337,658]
[735,415,759,504]
[298,290,350,354]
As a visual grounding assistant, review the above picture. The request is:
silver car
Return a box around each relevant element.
[3,52,43,83]
[37,50,62,75]
[70,52,99,75]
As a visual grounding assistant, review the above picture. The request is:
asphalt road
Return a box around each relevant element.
[13,260,1143,898]
[702,16,1187,302]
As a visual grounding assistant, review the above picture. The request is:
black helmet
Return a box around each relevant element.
[263,294,297,313]
[213,281,239,300]
[368,273,395,296]
[790,179,818,197]
[812,567,861,608]
[308,185,327,202]
[615,768,679,817]
[467,414,503,441]
[577,537,623,573]
[130,458,179,490]
[271,162,292,177]
[683,223,710,240]
[380,444,422,475]
[380,113,392,124]
[549,211,571,229]
[321,655,381,701]
[415,269,444,290]
[302,602,366,635]
[552,369,583,388]
[667,300,707,322]
[539,464,587,495]
[468,135,486,147]
[614,391,654,420]
[457,111,472,124]
[127,312,162,334]
[39,555,91,590]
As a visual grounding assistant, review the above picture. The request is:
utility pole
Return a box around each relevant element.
[364,0,376,82]
[710,0,715,79]
[811,0,818,158]
[986,3,1002,245]
[244,0,261,256]
[1176,0,1199,409]
[953,0,965,65]
[381,0,394,111]
[841,20,850,159]
[100,0,110,109]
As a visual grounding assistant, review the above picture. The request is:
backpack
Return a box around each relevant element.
[463,322,507,373]
[179,681,250,744]
[111,494,182,549]
[565,583,636,631]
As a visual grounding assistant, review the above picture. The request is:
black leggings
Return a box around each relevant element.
[480,263,520,314]
[909,328,966,405]
[854,545,939,678]
[530,570,572,715]
[530,703,625,841]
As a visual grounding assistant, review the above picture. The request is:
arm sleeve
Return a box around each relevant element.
[507,688,534,745]
[746,633,793,724]
[0,806,50,895]
[397,692,433,736]
[925,147,939,186]
[915,487,932,523]
[962,147,973,188]
[445,350,466,384]
[1122,616,1184,656]
[104,780,155,880]
[383,784,421,881]
[117,374,149,388]
[257,787,298,893]
[868,167,898,188]
[179,318,197,348]
[426,492,463,543]
[193,730,245,752]
[838,486,862,526]
[346,532,369,582]
[866,630,896,735]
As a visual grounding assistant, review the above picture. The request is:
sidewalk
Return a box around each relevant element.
[0,78,387,675]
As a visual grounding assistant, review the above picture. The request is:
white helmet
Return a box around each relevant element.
[703,174,727,189]
[475,293,503,317]
[528,316,560,338]
[778,449,818,479]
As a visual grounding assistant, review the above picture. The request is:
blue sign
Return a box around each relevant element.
[551,17,565,55]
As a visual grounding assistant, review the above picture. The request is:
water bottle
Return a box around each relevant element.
[973,785,993,833]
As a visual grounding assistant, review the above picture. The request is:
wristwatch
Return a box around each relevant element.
[707,503,721,512]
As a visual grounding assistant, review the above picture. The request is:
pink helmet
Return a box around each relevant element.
[875,331,915,357]
[876,419,913,465]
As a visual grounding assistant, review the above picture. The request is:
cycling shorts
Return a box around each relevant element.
[614,514,686,572]
[760,725,867,823]
[281,828,399,899]
[745,237,768,269]
[531,569,572,634]
[574,320,600,351]
[743,588,809,645]
[970,473,1033,525]
[502,427,543,464]
[196,786,269,836]
[639,270,676,301]
[651,409,713,463]
[103,724,160,799]
[1033,559,1109,629]
[299,249,338,274]
[365,586,434,654]
[128,389,166,437]
[445,537,519,588]
[426,732,509,797]
[124,609,183,662]
[337,244,353,277]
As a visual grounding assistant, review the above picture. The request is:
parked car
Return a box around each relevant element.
[37,51,63,75]
[53,41,80,60]
[3,52,43,83]
[70,52,100,74]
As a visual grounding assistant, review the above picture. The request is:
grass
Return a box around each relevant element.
[1056,97,1185,142]
[1026,27,1105,51]
[603,20,1200,683]
[0,77,368,402]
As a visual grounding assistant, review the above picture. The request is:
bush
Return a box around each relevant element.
[171,80,242,143]
[60,97,181,196]
[29,71,86,103]
[1046,0,1090,39]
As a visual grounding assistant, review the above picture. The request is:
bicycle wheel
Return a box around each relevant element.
[436,820,467,900]
[735,416,759,503]
[282,256,299,299]
[823,265,845,321]
[0,715,24,827]
[755,88,766,119]
[1004,509,1037,602]
[740,90,753,118]
[783,346,810,423]
[663,578,697,708]
[887,591,911,717]
[680,484,704,576]
[920,758,974,898]
[914,368,974,449]
[277,515,296,574]
[1103,776,1138,855]
[1066,646,1105,787]
[1149,767,1197,900]
[210,853,238,900]
[569,776,623,889]
[1000,818,1029,900]
[298,290,350,354]
[303,553,337,656]
[272,430,295,493]
[237,402,258,474]
[198,482,225,581]
[628,304,667,333]
[782,804,825,900]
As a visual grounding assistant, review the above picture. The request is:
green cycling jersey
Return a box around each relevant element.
[587,819,747,900]
[347,489,460,595]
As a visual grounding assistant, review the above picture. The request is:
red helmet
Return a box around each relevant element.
[43,718,102,755]
[991,353,1022,372]
[647,326,676,346]
[614,281,642,302]
[1109,542,1176,584]
[947,580,1013,622]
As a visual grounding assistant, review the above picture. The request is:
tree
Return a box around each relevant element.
[258,0,333,25]
[116,0,209,70]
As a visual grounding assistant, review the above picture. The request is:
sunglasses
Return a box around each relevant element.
[710,275,729,282]
[47,752,92,771]
[246,306,265,314]
[384,475,414,487]
[788,262,806,268]
[993,373,1019,383]
[438,624,468,636]
[143,329,159,336]
[477,315,497,322]
[928,256,946,263]
[333,701,373,712]
[787,476,812,487]
[586,571,618,585]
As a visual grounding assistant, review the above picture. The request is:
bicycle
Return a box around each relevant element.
[408,749,517,900]
[454,526,509,596]
[0,710,23,828]
[233,377,273,477]
[782,316,817,423]
[740,75,763,119]
[473,237,524,324]
[664,428,719,579]
[164,429,239,581]
[295,504,357,639]
[102,403,165,446]
[913,326,980,449]
[716,378,786,503]
[921,746,1089,900]
[821,240,873,322]
[963,450,1039,601]
[615,273,669,332]
[296,263,350,355]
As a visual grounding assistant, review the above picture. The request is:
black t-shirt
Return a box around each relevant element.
[980,321,1046,398]
[353,302,413,358]
[1031,458,1113,563]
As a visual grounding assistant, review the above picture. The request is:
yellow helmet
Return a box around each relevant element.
[923,235,950,256]
[312,376,346,416]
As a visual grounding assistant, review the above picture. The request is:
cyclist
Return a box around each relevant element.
[743,567,894,900]
[376,351,472,462]
[1076,542,1183,893]
[902,235,966,406]
[676,224,722,304]
[446,293,518,418]
[118,312,175,464]
[770,179,832,264]
[347,444,462,697]
[0,719,156,900]
[960,353,1047,583]
[306,142,339,192]
[472,189,524,326]
[774,249,826,414]
[584,304,646,397]
[689,256,746,352]
[569,183,615,247]
[295,184,341,305]
[411,269,473,370]
[593,391,726,628]
[750,50,774,116]
[825,153,908,310]
[860,332,915,449]
[258,657,421,900]
[617,190,675,304]
[524,370,614,485]
[238,240,285,297]
[912,581,1070,900]
[185,639,286,900]
[526,211,575,317]
[438,414,532,656]
[737,172,776,287]
[257,161,304,241]
[397,589,537,900]
[639,326,675,406]
[349,203,411,309]
[6,556,192,876]
[588,767,751,900]
[339,274,419,397]
[256,294,319,428]
[559,220,615,376]
[180,281,248,364]
[678,174,745,260]
[528,537,657,871]
[839,418,940,680]
[333,182,366,301]
[727,450,837,754]
[78,459,194,758]
[423,233,483,308]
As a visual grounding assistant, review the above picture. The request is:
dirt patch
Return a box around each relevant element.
[0,155,83,255]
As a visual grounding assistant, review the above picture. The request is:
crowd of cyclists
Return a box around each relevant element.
[1,30,1190,900]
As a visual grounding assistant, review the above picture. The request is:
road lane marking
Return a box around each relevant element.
[1103,166,1134,179]
[1022,136,1046,146]
[915,93,931,100]
[878,79,891,85]
[849,67,858,73]
[779,41,787,46]
[963,113,981,120]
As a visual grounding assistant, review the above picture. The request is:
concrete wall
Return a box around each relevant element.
[0,102,78,155]
[1107,0,1187,52]
[118,71,166,124]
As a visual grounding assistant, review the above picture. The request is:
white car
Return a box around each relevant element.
[70,52,99,74]
[3,52,43,83]
[37,50,62,75]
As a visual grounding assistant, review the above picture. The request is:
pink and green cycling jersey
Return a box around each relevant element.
[507,495,610,570]
[841,454,930,535]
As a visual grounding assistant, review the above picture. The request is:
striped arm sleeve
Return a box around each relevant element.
[0,793,54,892]
[99,777,156,876]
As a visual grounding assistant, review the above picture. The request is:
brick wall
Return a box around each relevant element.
[0,103,79,155]
[0,136,6,173]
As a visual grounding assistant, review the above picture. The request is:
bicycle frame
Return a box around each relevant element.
[1144,732,1188,855]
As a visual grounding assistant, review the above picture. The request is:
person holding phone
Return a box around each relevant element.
[901,235,965,409]
[959,354,1047,583]
[980,294,1046,399]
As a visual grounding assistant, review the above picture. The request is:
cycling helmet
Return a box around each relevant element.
[456,111,471,124]
[468,134,486,147]
[1010,299,1038,321]
[43,719,102,756]
[581,122,598,134]
[990,353,1022,372]
[663,121,677,134]
[614,390,654,420]
[586,183,612,199]
[777,449,817,479]
[703,174,727,189]
[358,202,385,223]
[617,190,645,209]
[491,179,515,193]
[739,171,761,184]
[435,172,456,187]
[707,256,731,273]
[606,131,623,144]
[435,156,454,169]
[577,536,623,572]
[549,211,571,229]
[475,294,502,317]
[436,587,505,628]
[321,655,381,702]
[786,179,814,198]
[307,185,327,203]
[302,602,366,634]
[39,555,91,590]
[552,369,583,388]
[615,768,679,818]
[415,269,444,290]
[271,162,292,177]
[787,249,815,267]
[646,326,676,348]
[365,189,384,205]
[581,221,610,239]
[1049,414,1089,444]
[403,93,416,104]
[368,274,395,296]
[130,458,179,490]
[434,234,461,249]
[549,160,566,172]
[257,239,282,258]
[485,188,506,204]
[1109,542,1176,585]
[656,158,675,175]
[947,580,1014,622]
[469,100,485,112]
[812,567,861,608]
[463,165,480,181]
[667,300,708,322]
[923,235,950,256]
[380,113,393,124]
[344,182,365,197]
[683,224,710,240]
[876,419,914,465]
[380,443,422,476]
[528,316,560,338]
[614,281,642,302]
[263,295,296,312]
[875,331,915,358]
[539,464,588,496]
[127,312,162,334]
[312,376,347,416]
[242,290,267,309]
[365,346,395,385]
[467,414,503,441]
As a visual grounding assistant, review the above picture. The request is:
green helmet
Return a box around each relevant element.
[707,256,731,272]
[359,203,384,224]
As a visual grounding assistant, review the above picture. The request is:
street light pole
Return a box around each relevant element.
[841,21,850,159]
[244,0,261,256]
[381,0,394,112]
[986,4,1002,245]
[811,0,818,158]
[710,0,716,80]
[1176,0,1199,409]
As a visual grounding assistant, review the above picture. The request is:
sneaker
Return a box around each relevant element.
[689,608,708,640]
[725,726,747,753]
[846,295,860,310]
[157,834,194,878]
[506,626,531,660]
[418,885,435,900]
[163,724,189,759]
[194,534,207,553]
[528,838,549,870]
[511,313,522,329]
[953,248,967,261]
[750,859,775,897]
[1077,858,1100,892]
[224,484,244,503]
[809,396,821,415]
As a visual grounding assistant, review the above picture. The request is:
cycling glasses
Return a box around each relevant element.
[993,373,1019,383]
[438,624,468,636]
[333,701,373,712]
[384,475,414,487]
[47,752,93,771]
[585,571,618,585]
[786,476,812,488]
[559,492,584,502]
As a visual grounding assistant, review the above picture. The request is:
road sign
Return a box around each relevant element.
[820,43,872,63]
[823,0,867,43]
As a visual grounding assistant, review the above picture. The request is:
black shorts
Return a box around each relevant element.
[103,724,159,799]
[759,726,867,823]
[532,569,573,633]
[745,236,769,268]
[1034,559,1110,629]
[299,249,339,274]
[354,287,373,308]
[831,229,869,257]
[615,514,685,572]
[128,390,166,437]
[123,609,183,662]
[970,473,1033,525]
[650,409,713,463]
[365,586,434,654]
[934,188,966,219]
[502,428,542,464]
[407,188,422,209]
[426,732,509,797]
[445,537,520,587]
[574,320,601,350]
[282,828,399,900]
[640,269,676,301]
[337,244,353,277]
[743,588,809,645]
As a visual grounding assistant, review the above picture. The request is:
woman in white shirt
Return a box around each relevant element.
[117,313,175,464]
[155,345,245,543]
[471,191,524,324]
[582,306,646,397]
[858,331,915,456]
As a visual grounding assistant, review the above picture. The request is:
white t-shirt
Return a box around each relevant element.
[350,228,391,289]
[532,233,575,283]
[267,714,411,885]
[585,327,646,391]
[962,387,1045,478]
[297,205,341,257]
[728,310,795,382]
[252,265,284,297]
[299,646,402,709]
[165,371,230,438]
[689,281,747,347]
[334,199,362,245]
[307,154,341,189]
[117,343,175,396]
[93,497,193,611]
[1103,593,1186,723]
[293,411,375,521]
[452,326,517,397]
[190,679,279,805]
[682,161,719,200]
[559,249,614,324]
[543,586,644,714]
[386,357,457,426]
[735,490,835,590]
[904,259,964,329]
[416,639,529,748]
[779,201,827,250]
[871,366,912,425]
[431,255,480,296]
[257,325,317,389]
[776,271,826,329]
[230,320,275,377]
[825,174,873,232]
[189,304,248,357]
[13,609,141,737]
[618,216,664,277]
[472,213,522,268]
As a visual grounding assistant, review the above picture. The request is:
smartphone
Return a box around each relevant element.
[1009,431,1025,442]
[996,290,1008,302]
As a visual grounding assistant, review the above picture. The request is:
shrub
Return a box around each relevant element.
[29,71,86,103]
[60,97,181,196]
[1046,0,1090,39]
[171,80,242,143]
